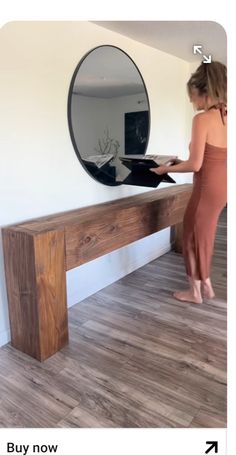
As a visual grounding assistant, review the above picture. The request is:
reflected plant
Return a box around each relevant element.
[94,127,120,160]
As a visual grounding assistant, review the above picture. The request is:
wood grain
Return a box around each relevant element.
[2,184,192,360]
[65,195,189,269]
[2,229,68,361]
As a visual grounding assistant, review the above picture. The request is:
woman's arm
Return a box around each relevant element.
[157,160,197,174]
[150,160,196,174]
[150,114,208,175]
[172,158,184,164]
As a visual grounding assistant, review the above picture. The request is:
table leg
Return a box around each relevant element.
[171,222,183,254]
[2,228,68,361]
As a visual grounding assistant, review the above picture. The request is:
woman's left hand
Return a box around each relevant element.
[149,166,168,175]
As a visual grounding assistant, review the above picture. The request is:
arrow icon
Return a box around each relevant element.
[203,55,212,64]
[205,441,218,454]
[193,45,203,54]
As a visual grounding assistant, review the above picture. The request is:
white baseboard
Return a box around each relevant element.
[0,328,11,347]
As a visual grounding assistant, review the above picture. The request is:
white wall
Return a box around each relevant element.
[0,21,194,346]
[71,94,110,159]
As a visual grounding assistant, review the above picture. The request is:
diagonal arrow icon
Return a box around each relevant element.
[193,45,203,54]
[205,441,218,454]
[203,55,212,64]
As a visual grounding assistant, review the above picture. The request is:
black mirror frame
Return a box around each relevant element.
[67,44,151,186]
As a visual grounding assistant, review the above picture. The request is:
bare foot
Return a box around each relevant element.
[173,290,203,304]
[201,278,215,299]
[202,283,215,299]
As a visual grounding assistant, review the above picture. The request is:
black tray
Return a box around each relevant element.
[120,159,176,188]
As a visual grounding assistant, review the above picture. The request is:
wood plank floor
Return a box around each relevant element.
[0,209,227,428]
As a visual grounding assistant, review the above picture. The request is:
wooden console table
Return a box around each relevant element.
[2,184,192,361]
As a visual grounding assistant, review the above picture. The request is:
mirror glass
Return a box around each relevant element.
[68,45,150,186]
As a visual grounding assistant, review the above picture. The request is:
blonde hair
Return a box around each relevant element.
[187,61,227,105]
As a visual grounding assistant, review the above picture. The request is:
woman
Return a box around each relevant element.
[150,61,227,304]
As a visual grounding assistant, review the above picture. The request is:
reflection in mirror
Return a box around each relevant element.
[68,45,150,186]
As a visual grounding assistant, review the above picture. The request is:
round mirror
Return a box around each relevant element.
[68,45,151,186]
